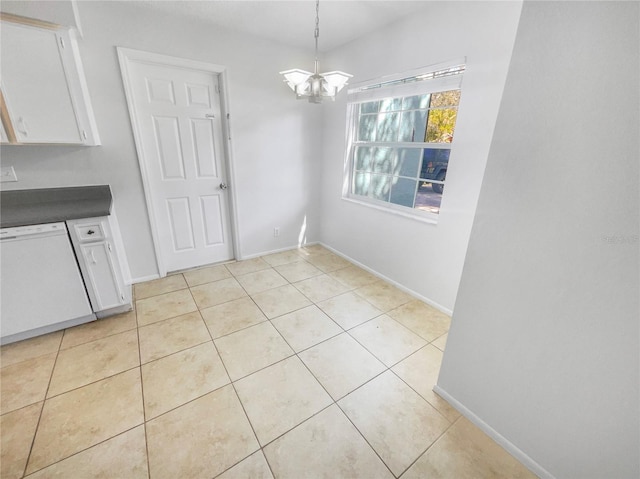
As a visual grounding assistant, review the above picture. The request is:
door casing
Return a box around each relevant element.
[117,47,241,277]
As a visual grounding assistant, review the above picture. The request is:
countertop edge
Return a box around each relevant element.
[0,186,113,229]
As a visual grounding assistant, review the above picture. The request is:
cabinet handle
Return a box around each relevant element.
[86,229,95,235]
[89,249,97,264]
[17,117,28,136]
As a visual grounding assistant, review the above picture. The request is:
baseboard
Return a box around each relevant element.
[130,273,160,284]
[129,243,324,282]
[238,242,320,261]
[433,385,555,479]
[132,242,451,318]
[318,242,453,316]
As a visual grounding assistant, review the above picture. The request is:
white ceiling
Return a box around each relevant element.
[133,1,432,52]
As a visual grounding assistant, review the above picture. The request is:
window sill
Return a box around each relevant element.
[341,196,439,225]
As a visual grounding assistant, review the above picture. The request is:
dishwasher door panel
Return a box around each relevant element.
[1,228,94,340]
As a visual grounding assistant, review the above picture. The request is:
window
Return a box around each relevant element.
[343,62,465,220]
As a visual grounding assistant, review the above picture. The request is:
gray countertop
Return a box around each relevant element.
[0,186,112,228]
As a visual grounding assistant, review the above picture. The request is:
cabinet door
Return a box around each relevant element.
[0,22,82,143]
[80,241,126,311]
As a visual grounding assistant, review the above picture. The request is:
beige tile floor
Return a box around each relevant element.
[0,245,537,479]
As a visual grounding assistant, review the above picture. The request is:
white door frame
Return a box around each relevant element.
[117,47,241,277]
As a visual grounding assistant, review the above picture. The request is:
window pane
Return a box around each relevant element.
[361,101,379,114]
[373,148,394,174]
[420,149,450,181]
[353,172,370,196]
[369,174,391,201]
[395,148,421,177]
[348,77,463,217]
[390,177,417,208]
[355,147,373,171]
[380,97,402,112]
[376,112,400,142]
[358,114,377,141]
[426,108,457,143]
[415,186,443,214]
[430,90,460,107]
[398,110,427,142]
[403,94,430,110]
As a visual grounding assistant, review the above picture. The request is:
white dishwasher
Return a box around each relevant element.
[0,222,95,344]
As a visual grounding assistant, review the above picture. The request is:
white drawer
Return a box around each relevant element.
[73,221,106,242]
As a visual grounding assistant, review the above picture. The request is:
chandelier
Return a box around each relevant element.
[279,0,352,103]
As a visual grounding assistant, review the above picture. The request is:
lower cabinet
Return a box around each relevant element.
[78,241,126,311]
[67,215,131,317]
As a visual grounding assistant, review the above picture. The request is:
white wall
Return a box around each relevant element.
[438,2,639,478]
[0,1,322,281]
[319,1,523,312]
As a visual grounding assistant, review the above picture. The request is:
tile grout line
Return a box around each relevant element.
[140,338,211,367]
[133,292,153,479]
[395,414,463,477]
[15,323,155,477]
[21,424,147,478]
[224,253,332,476]
[14,302,145,476]
[19,330,64,478]
[387,344,459,421]
[304,279,399,475]
[332,393,398,478]
[58,322,138,353]
[270,268,398,478]
[290,278,396,477]
[6,248,457,479]
[203,255,393,476]
[298,271,455,478]
[388,364,456,423]
[195,286,269,479]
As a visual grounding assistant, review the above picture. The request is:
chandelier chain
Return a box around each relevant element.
[314,0,320,64]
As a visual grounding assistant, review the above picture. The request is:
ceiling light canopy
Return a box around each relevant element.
[279,0,352,103]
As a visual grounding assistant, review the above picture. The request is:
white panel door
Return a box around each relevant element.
[128,62,233,272]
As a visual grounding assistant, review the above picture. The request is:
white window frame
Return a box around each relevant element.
[342,59,465,223]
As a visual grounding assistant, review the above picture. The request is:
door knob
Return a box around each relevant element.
[219,183,228,190]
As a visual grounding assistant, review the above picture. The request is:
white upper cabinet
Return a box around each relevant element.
[0,116,7,143]
[0,1,82,33]
[0,20,100,145]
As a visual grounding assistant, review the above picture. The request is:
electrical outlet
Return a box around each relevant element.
[0,166,17,182]
[273,227,280,237]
